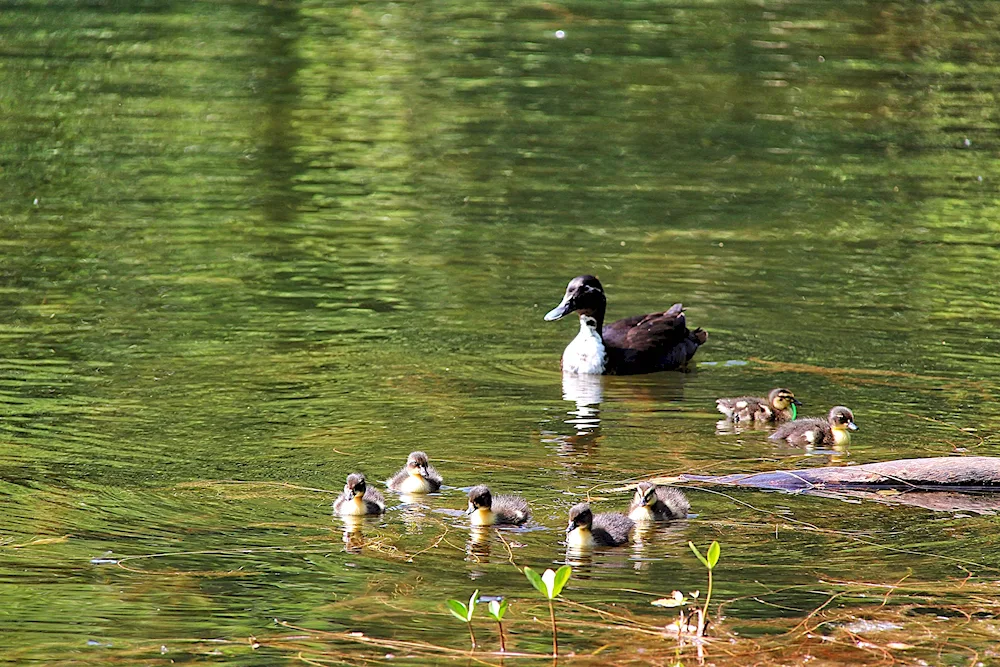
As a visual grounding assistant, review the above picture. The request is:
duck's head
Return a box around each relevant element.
[828,406,858,431]
[405,451,431,478]
[466,485,493,514]
[345,473,368,498]
[567,502,594,532]
[768,388,802,412]
[633,482,658,509]
[544,275,606,322]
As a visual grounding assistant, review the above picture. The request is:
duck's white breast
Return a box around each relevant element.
[561,317,606,374]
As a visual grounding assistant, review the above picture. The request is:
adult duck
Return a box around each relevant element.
[544,275,707,375]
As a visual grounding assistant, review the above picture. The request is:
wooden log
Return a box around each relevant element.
[679,456,1000,490]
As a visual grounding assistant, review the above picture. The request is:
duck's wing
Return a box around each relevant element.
[716,395,767,420]
[364,486,386,511]
[769,417,827,442]
[604,304,690,352]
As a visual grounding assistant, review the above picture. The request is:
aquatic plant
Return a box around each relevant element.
[689,540,721,635]
[486,598,509,653]
[445,589,479,650]
[524,565,572,657]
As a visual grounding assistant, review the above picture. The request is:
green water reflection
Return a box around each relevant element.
[2,1,1000,664]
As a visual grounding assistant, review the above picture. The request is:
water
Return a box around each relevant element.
[2,1,1000,664]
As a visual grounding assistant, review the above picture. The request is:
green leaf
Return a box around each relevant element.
[551,565,572,598]
[446,599,469,622]
[706,541,721,569]
[688,541,709,568]
[467,589,479,621]
[487,599,508,621]
[524,567,547,596]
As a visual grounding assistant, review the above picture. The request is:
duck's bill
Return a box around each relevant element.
[544,296,574,321]
[565,522,575,534]
[847,422,859,431]
[792,398,803,406]
[465,504,476,515]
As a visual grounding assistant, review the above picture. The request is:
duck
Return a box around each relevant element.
[768,406,858,447]
[465,485,531,526]
[716,388,802,423]
[627,482,690,522]
[333,473,386,516]
[566,502,634,547]
[544,275,707,375]
[386,451,443,493]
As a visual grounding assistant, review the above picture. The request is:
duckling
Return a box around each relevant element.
[566,502,634,547]
[466,485,531,526]
[768,406,858,447]
[333,473,386,516]
[716,387,801,423]
[627,482,690,523]
[386,451,443,493]
[544,275,707,375]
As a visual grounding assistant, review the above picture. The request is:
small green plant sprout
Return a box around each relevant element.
[524,565,572,657]
[688,540,721,636]
[446,589,479,650]
[486,598,509,653]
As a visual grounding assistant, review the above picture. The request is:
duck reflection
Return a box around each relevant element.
[339,515,365,554]
[397,496,434,534]
[465,526,493,563]
[541,373,604,455]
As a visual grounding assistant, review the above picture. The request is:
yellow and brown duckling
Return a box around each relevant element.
[333,473,386,516]
[386,451,443,493]
[465,485,531,526]
[716,387,802,423]
[566,502,634,547]
[627,482,690,523]
[768,406,858,447]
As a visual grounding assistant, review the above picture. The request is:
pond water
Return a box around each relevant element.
[2,1,1000,665]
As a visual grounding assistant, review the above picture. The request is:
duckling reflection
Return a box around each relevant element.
[339,515,365,554]
[465,485,531,526]
[465,526,493,563]
[386,451,443,493]
[333,473,385,516]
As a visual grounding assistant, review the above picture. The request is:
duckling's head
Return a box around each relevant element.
[633,482,658,508]
[544,275,606,321]
[828,406,858,431]
[567,502,594,533]
[466,485,493,514]
[768,388,802,412]
[405,451,431,478]
[345,473,368,498]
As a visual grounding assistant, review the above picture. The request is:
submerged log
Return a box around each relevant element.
[680,456,1000,490]
[675,456,1000,514]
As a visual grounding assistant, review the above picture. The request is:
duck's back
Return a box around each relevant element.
[591,512,635,546]
[769,417,831,445]
[602,304,707,375]
[652,487,690,520]
[716,395,771,422]
[492,494,532,525]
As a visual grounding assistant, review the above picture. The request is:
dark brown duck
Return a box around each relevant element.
[544,275,707,375]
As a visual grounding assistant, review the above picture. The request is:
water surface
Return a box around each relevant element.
[2,1,1000,664]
